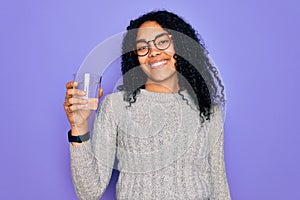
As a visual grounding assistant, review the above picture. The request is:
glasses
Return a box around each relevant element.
[135,33,172,56]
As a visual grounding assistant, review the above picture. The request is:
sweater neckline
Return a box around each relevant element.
[139,89,190,102]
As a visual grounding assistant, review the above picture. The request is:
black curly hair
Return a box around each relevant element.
[121,10,226,122]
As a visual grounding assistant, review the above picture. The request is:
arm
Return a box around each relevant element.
[208,106,231,200]
[70,95,117,200]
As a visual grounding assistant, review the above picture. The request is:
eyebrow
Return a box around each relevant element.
[136,32,168,43]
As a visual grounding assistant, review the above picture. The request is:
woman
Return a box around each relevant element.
[64,10,231,200]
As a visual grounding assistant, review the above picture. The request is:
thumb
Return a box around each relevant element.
[98,87,103,99]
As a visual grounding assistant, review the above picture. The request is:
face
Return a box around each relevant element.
[136,21,178,87]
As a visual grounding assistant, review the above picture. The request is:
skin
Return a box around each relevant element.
[136,21,179,93]
[64,21,179,145]
[64,81,103,146]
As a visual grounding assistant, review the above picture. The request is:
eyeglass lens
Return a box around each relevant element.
[135,33,171,56]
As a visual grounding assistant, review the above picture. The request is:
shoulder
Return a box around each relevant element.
[103,90,124,100]
[97,91,126,114]
[101,91,125,105]
[100,91,128,113]
[96,91,127,123]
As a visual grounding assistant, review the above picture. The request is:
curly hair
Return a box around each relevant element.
[121,10,226,122]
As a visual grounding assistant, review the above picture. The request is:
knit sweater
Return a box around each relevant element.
[70,89,231,200]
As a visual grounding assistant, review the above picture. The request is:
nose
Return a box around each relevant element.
[148,41,161,57]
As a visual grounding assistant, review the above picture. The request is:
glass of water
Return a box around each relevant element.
[73,73,102,110]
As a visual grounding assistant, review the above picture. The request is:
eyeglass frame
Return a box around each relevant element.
[134,33,173,57]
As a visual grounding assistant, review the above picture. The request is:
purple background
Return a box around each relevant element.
[1,0,299,199]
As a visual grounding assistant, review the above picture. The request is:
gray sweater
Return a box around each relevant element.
[70,89,231,200]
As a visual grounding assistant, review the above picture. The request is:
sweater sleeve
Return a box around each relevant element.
[70,95,117,200]
[208,106,231,200]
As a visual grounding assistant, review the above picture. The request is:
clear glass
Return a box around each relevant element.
[73,73,101,110]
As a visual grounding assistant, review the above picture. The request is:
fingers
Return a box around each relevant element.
[64,100,87,113]
[66,82,103,99]
[87,98,99,110]
[99,87,103,98]
[64,101,73,114]
[66,88,86,98]
[66,81,78,89]
[65,81,87,115]
[65,98,98,112]
[66,97,88,106]
[64,81,102,116]
[68,104,89,112]
[66,81,85,98]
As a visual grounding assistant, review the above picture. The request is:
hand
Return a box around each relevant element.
[64,81,103,135]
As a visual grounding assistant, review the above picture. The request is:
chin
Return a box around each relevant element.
[147,72,178,83]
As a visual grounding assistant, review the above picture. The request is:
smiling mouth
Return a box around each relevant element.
[149,59,168,69]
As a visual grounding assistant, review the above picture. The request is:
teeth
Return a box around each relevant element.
[151,60,167,67]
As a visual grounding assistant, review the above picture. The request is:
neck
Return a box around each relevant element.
[144,82,179,93]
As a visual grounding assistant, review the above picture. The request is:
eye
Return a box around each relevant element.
[158,39,169,45]
[137,45,148,51]
[136,41,149,51]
